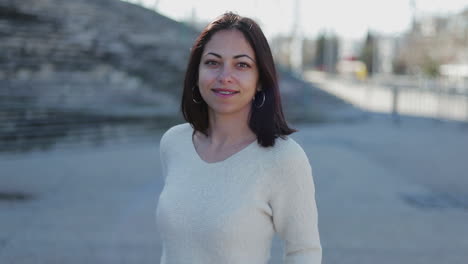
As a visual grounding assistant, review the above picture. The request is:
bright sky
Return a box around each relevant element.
[126,0,467,39]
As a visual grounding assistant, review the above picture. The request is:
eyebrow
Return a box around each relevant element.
[205,52,256,63]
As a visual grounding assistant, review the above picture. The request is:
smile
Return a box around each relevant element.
[212,88,239,97]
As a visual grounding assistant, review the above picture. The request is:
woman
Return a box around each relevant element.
[156,12,321,264]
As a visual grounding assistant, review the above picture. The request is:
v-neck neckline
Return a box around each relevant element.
[190,129,257,165]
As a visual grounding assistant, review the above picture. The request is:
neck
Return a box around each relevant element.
[206,109,255,146]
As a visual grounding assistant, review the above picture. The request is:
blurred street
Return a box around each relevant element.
[1,115,467,264]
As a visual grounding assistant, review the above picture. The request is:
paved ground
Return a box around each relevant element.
[1,115,467,263]
[294,116,468,264]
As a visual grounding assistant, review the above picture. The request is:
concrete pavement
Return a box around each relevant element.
[294,118,468,263]
[1,117,467,263]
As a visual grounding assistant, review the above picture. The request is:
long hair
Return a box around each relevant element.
[181,12,295,147]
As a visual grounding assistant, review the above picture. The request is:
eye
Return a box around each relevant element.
[204,60,219,66]
[237,62,251,68]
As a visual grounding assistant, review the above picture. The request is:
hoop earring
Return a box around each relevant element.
[192,86,202,104]
[254,90,265,108]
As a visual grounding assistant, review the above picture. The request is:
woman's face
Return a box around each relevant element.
[198,29,260,118]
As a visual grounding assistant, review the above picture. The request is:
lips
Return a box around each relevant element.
[211,88,239,97]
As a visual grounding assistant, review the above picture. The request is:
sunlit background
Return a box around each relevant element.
[127,0,466,38]
[1,0,467,263]
[124,0,468,122]
[127,0,468,78]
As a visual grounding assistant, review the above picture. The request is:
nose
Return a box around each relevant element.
[217,65,233,84]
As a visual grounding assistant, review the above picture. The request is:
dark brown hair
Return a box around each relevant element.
[181,12,295,147]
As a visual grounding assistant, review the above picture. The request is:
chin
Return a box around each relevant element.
[209,104,252,116]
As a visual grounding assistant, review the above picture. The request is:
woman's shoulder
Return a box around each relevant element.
[270,136,307,160]
[267,136,311,170]
[259,136,313,190]
[160,123,192,147]
[255,135,309,168]
[163,123,192,136]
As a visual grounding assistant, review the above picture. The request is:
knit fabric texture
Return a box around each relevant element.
[156,123,321,264]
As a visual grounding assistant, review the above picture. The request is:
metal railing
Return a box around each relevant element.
[307,72,468,123]
[371,75,468,122]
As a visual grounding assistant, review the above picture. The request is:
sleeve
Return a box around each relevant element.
[269,142,322,264]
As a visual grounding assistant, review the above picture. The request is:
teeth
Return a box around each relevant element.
[217,91,235,94]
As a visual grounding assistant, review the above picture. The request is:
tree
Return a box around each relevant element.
[314,32,339,72]
[360,31,377,75]
[314,33,326,70]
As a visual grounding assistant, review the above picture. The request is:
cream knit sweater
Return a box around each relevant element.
[156,123,321,264]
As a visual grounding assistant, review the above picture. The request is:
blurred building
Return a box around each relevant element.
[270,35,317,73]
[394,8,468,78]
[270,35,296,69]
[336,34,398,78]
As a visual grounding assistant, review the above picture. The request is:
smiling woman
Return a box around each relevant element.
[181,12,295,148]
[156,12,322,264]
[197,29,259,120]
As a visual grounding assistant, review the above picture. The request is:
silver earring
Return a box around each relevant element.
[254,90,265,108]
[192,86,202,104]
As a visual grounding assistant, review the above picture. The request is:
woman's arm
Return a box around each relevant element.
[269,140,322,264]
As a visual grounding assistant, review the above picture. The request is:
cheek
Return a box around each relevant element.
[198,69,216,87]
[238,72,259,90]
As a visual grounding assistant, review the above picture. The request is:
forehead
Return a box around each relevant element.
[203,29,255,58]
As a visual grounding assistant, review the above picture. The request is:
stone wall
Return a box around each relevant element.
[0,0,198,152]
[0,0,197,90]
